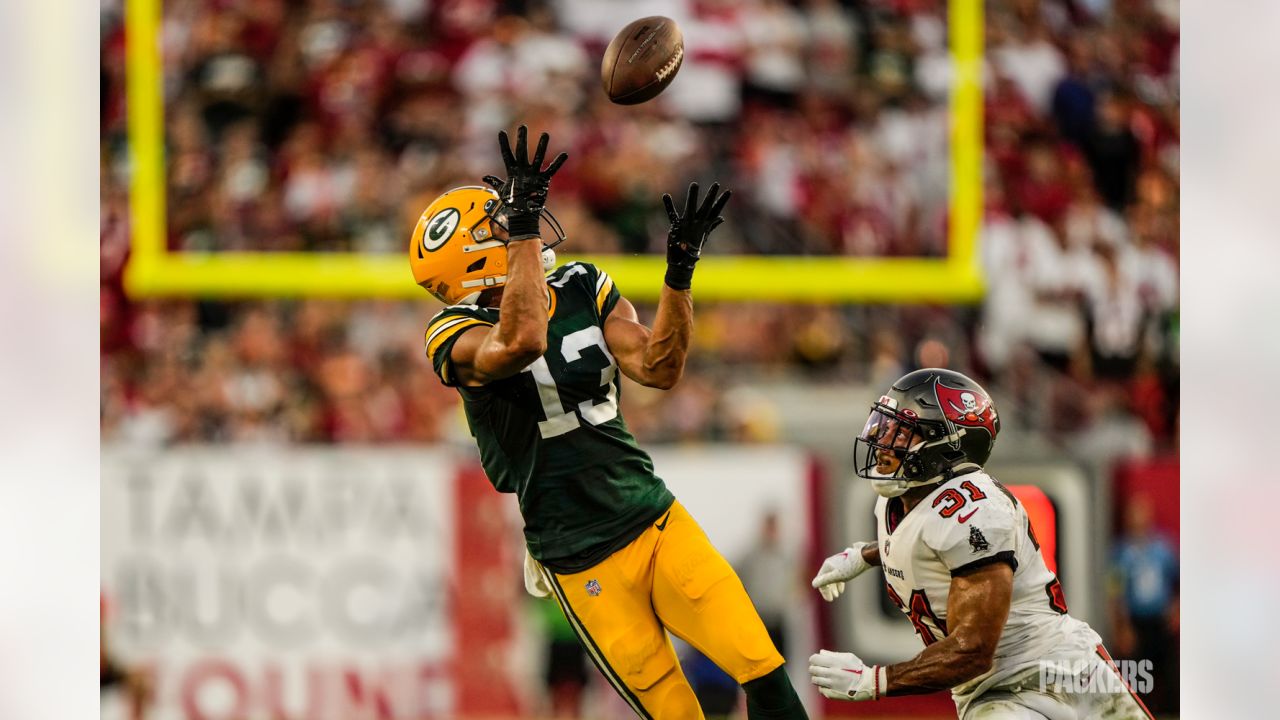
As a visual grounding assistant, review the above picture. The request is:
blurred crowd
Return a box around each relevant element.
[100,0,1179,456]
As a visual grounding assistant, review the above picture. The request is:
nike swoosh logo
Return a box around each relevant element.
[655,511,672,531]
[957,508,979,523]
[842,668,863,675]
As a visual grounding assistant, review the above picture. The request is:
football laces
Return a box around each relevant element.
[656,45,684,82]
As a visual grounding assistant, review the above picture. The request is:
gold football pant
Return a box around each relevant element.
[539,500,785,719]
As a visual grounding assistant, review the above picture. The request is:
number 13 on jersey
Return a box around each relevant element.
[524,326,620,438]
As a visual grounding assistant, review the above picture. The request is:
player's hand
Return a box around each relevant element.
[493,125,569,239]
[662,182,731,291]
[523,549,552,599]
[809,649,884,702]
[812,541,873,602]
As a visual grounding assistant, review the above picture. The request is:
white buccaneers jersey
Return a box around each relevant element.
[873,471,1101,711]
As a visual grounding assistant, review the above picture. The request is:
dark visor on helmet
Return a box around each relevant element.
[853,402,922,480]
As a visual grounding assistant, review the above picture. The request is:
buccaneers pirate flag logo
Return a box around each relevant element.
[934,380,999,439]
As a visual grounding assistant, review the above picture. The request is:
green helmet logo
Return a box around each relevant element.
[422,208,461,252]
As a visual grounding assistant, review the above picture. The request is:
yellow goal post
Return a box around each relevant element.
[124,0,982,303]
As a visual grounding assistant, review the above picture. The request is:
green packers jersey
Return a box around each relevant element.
[424,262,674,572]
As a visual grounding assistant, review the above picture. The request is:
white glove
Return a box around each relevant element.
[811,541,873,602]
[809,649,885,702]
[523,549,551,598]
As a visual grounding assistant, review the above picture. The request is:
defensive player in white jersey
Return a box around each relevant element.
[807,369,1155,719]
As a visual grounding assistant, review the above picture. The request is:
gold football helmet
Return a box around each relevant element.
[409,185,564,305]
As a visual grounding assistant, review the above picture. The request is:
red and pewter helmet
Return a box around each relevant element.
[854,368,1000,497]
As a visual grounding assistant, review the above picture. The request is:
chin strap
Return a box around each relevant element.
[881,462,983,494]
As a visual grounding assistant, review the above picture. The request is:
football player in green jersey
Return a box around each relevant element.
[409,127,808,720]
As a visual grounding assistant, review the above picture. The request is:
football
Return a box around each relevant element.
[600,16,684,105]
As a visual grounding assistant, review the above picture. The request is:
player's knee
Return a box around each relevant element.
[738,619,786,665]
[621,644,704,719]
[610,630,676,692]
[647,678,703,720]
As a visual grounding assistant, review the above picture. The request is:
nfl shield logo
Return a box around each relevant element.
[585,579,602,597]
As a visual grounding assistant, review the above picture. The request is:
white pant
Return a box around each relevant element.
[960,647,1153,720]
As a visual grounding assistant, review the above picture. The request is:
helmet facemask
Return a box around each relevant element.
[477,195,567,248]
[464,195,565,290]
[854,397,968,498]
[477,176,567,268]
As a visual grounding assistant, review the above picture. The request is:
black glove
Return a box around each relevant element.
[491,126,568,240]
[662,182,732,291]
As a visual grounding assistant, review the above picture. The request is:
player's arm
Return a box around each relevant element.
[449,239,551,386]
[863,543,881,566]
[603,182,731,389]
[604,290,691,390]
[884,562,1014,694]
[448,126,568,386]
[809,562,1013,702]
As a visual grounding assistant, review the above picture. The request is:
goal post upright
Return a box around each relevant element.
[125,0,982,304]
